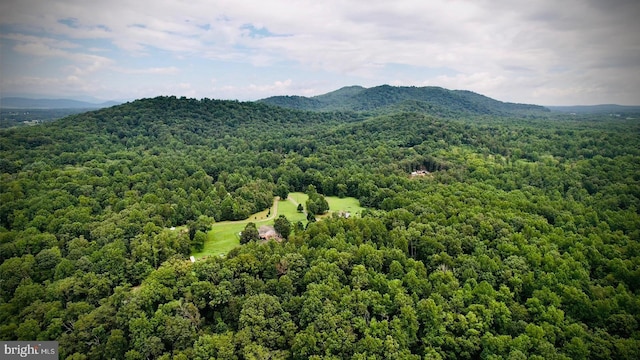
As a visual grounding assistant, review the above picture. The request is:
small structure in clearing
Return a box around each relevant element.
[258,225,280,241]
[410,170,431,177]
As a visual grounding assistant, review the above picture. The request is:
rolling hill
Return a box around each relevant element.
[259,84,550,116]
[1,94,639,359]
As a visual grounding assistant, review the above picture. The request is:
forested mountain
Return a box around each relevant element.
[259,85,550,116]
[1,95,639,359]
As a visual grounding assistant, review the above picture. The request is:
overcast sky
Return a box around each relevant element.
[1,0,639,105]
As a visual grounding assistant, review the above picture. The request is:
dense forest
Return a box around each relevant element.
[259,85,549,116]
[0,91,639,359]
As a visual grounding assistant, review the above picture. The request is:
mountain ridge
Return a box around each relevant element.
[259,84,550,116]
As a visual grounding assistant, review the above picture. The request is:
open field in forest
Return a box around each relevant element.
[288,192,365,217]
[325,196,365,216]
[277,198,308,224]
[287,192,309,207]
[192,199,279,258]
[193,193,363,258]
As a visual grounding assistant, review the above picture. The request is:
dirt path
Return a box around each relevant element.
[266,197,279,221]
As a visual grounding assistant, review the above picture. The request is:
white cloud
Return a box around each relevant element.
[115,66,181,75]
[0,75,108,98]
[3,32,114,76]
[2,33,79,49]
[1,0,639,104]
[203,78,327,100]
[248,79,292,93]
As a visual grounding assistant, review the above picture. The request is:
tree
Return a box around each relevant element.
[306,193,329,215]
[105,329,128,360]
[192,230,206,251]
[236,294,296,351]
[315,196,329,215]
[306,212,316,224]
[189,215,214,241]
[274,215,291,240]
[16,319,40,340]
[297,204,304,213]
[220,196,236,221]
[240,222,260,244]
[194,333,237,360]
[35,246,62,281]
[276,183,289,200]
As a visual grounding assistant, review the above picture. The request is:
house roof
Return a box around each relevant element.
[258,225,278,239]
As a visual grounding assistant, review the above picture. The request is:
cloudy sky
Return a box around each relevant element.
[1,0,639,105]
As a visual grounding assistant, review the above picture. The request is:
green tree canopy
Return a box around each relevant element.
[273,215,291,240]
[240,222,260,245]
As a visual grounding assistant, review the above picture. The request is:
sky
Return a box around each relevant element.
[1,0,639,106]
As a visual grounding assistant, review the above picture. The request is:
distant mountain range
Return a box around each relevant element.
[4,89,638,116]
[546,104,640,114]
[258,85,550,116]
[0,97,120,109]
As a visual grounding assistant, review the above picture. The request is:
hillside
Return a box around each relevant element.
[259,84,550,116]
[0,96,639,359]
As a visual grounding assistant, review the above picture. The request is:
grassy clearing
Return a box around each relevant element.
[194,197,308,258]
[325,196,365,216]
[193,193,365,258]
[288,192,364,216]
[316,196,366,220]
[195,216,281,258]
[277,198,307,224]
[287,192,309,206]
[192,200,278,258]
[195,223,243,258]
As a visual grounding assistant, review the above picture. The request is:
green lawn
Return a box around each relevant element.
[288,192,364,216]
[325,196,365,216]
[192,198,282,258]
[192,193,365,258]
[192,200,273,258]
[195,222,244,258]
[277,198,307,224]
[287,192,309,206]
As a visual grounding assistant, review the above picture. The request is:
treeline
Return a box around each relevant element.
[0,96,638,358]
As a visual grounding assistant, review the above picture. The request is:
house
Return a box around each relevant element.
[258,225,279,241]
[410,170,431,177]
